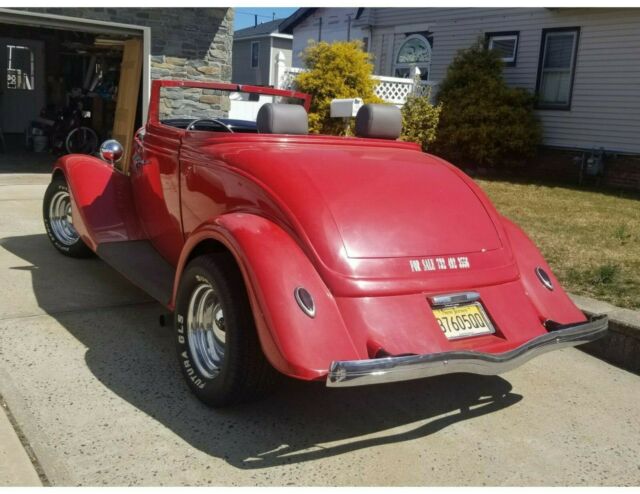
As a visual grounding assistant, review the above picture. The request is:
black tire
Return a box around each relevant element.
[43,176,93,258]
[175,252,277,407]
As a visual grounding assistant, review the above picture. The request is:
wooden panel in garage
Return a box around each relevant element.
[112,37,142,173]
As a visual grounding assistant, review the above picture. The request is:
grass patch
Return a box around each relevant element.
[476,178,640,310]
[613,223,632,244]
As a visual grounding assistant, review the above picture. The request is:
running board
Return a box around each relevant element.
[96,241,175,306]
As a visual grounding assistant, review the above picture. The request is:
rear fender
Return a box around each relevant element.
[53,155,144,250]
[501,217,586,324]
[174,213,361,380]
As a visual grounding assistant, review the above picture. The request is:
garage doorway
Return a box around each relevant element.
[0,10,148,173]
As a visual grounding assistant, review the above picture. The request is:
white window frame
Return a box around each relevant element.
[393,33,431,80]
[487,33,519,65]
[536,27,580,110]
[250,41,260,69]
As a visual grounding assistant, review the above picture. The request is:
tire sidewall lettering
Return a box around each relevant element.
[173,252,272,406]
[176,295,208,390]
[43,179,83,254]
[195,274,209,285]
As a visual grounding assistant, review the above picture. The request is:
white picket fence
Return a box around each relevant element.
[274,51,436,106]
[372,74,437,105]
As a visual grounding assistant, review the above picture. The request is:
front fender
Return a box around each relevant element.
[501,216,586,325]
[53,155,144,250]
[174,213,362,380]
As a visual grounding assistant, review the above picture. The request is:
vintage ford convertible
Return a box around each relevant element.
[43,80,607,406]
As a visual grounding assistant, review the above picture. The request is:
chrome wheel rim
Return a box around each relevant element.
[49,190,79,246]
[187,281,226,379]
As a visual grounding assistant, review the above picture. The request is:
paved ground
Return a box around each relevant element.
[0,400,42,486]
[0,172,639,486]
[0,135,56,174]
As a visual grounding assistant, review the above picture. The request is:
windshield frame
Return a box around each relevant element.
[148,79,311,125]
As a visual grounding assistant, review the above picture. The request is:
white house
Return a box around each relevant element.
[280,8,369,67]
[232,19,292,87]
[281,7,640,157]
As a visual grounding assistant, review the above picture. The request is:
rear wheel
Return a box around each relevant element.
[65,126,99,155]
[175,253,277,407]
[43,176,92,258]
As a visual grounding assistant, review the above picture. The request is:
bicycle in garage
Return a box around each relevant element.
[50,104,100,156]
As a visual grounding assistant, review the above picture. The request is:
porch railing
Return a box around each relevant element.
[372,74,437,105]
[274,52,436,106]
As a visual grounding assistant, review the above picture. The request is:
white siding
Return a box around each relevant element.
[232,38,270,85]
[292,8,367,66]
[365,8,640,153]
[269,37,292,86]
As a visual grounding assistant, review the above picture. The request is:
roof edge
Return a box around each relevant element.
[279,8,316,34]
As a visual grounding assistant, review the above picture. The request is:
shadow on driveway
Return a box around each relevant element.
[1,233,523,469]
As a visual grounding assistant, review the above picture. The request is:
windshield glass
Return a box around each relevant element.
[158,86,307,132]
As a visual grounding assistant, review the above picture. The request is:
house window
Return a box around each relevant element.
[536,27,580,110]
[250,41,259,68]
[394,34,431,80]
[6,45,35,91]
[486,31,519,66]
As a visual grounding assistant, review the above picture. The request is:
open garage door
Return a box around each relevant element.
[0,9,148,173]
[112,38,142,171]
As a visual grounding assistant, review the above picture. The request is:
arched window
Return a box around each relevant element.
[394,34,431,80]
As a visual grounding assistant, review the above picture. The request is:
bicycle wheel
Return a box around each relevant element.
[65,126,99,155]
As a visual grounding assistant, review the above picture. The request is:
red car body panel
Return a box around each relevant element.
[131,122,185,265]
[55,154,146,249]
[52,80,591,382]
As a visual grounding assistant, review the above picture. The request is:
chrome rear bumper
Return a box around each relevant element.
[326,315,608,387]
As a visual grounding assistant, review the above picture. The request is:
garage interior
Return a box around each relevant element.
[0,16,143,172]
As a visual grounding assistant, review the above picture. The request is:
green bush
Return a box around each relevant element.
[433,39,542,168]
[295,40,381,135]
[401,90,442,151]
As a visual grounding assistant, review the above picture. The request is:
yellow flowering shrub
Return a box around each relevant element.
[295,40,382,135]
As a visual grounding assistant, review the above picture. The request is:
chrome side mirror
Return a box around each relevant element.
[99,139,123,165]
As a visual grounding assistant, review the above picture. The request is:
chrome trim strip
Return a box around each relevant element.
[430,291,480,307]
[326,315,608,387]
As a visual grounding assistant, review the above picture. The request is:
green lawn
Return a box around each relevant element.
[476,178,640,310]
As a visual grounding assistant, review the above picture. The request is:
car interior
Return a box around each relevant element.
[160,118,258,133]
[160,102,402,140]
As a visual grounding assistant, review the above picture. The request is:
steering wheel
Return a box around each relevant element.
[186,118,234,133]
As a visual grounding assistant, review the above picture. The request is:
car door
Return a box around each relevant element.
[130,121,185,266]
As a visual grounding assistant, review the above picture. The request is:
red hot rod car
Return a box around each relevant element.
[43,80,607,406]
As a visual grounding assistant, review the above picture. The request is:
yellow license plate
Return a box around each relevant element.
[432,302,495,340]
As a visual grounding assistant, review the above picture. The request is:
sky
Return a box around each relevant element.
[233,7,298,31]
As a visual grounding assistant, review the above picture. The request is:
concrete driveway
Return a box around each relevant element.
[0,172,639,486]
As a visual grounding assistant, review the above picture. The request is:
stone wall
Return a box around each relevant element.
[23,8,233,118]
[159,87,231,120]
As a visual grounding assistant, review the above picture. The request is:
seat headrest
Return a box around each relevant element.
[256,103,308,135]
[355,104,402,140]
